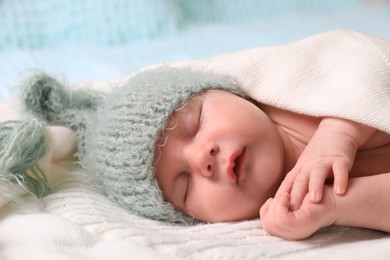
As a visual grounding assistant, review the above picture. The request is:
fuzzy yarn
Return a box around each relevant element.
[0,73,104,202]
[0,120,48,199]
[6,66,243,224]
[22,73,105,159]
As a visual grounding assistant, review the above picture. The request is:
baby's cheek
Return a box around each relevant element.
[187,188,259,222]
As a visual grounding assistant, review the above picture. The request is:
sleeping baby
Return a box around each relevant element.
[1,30,389,240]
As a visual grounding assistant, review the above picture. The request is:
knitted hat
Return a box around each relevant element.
[3,66,244,224]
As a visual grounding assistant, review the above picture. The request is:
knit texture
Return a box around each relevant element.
[1,168,388,260]
[0,0,361,49]
[171,29,390,133]
[0,0,181,48]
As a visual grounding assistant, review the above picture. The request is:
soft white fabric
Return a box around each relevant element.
[1,30,390,260]
[0,167,389,260]
[170,29,390,133]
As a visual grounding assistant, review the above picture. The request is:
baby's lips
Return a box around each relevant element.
[234,148,247,181]
[226,147,246,182]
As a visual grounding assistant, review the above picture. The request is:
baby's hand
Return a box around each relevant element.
[260,186,337,240]
[278,119,359,210]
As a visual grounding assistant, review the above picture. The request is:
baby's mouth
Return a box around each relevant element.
[233,148,246,180]
[233,159,239,176]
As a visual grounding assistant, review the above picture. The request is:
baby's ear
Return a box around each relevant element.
[21,73,105,129]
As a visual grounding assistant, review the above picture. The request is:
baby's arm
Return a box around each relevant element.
[279,117,376,210]
[334,173,390,232]
[260,172,390,240]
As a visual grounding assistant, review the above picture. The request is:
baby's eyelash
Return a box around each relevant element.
[197,105,203,134]
[184,171,191,202]
[191,104,203,137]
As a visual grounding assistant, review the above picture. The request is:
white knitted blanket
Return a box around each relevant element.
[1,30,390,260]
[171,29,390,133]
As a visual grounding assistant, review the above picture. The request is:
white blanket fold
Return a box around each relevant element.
[1,30,390,260]
[171,29,390,132]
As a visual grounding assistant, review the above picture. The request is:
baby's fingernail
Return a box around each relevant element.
[310,191,321,202]
[335,186,344,195]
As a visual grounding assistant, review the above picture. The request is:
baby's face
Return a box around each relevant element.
[154,90,285,222]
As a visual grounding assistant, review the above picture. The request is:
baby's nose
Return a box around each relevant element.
[190,142,219,178]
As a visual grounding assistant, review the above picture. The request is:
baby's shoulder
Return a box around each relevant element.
[260,104,320,144]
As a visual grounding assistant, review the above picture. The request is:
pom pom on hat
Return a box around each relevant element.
[15,66,243,224]
[0,120,48,200]
[1,73,104,203]
[22,73,105,159]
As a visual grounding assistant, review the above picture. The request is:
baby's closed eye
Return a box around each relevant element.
[175,170,191,208]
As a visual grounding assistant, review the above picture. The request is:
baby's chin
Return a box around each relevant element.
[190,204,261,223]
[205,213,259,223]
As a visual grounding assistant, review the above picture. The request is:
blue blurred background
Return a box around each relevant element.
[0,0,389,101]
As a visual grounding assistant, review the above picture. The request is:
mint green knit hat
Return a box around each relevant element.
[1,66,244,224]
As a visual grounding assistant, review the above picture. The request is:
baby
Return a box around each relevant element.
[2,30,390,241]
[154,87,390,240]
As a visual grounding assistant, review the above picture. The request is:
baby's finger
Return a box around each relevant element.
[267,192,290,212]
[308,165,329,203]
[260,197,272,217]
[332,161,349,195]
[289,173,309,210]
[275,169,297,197]
[277,192,291,209]
[273,192,292,219]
